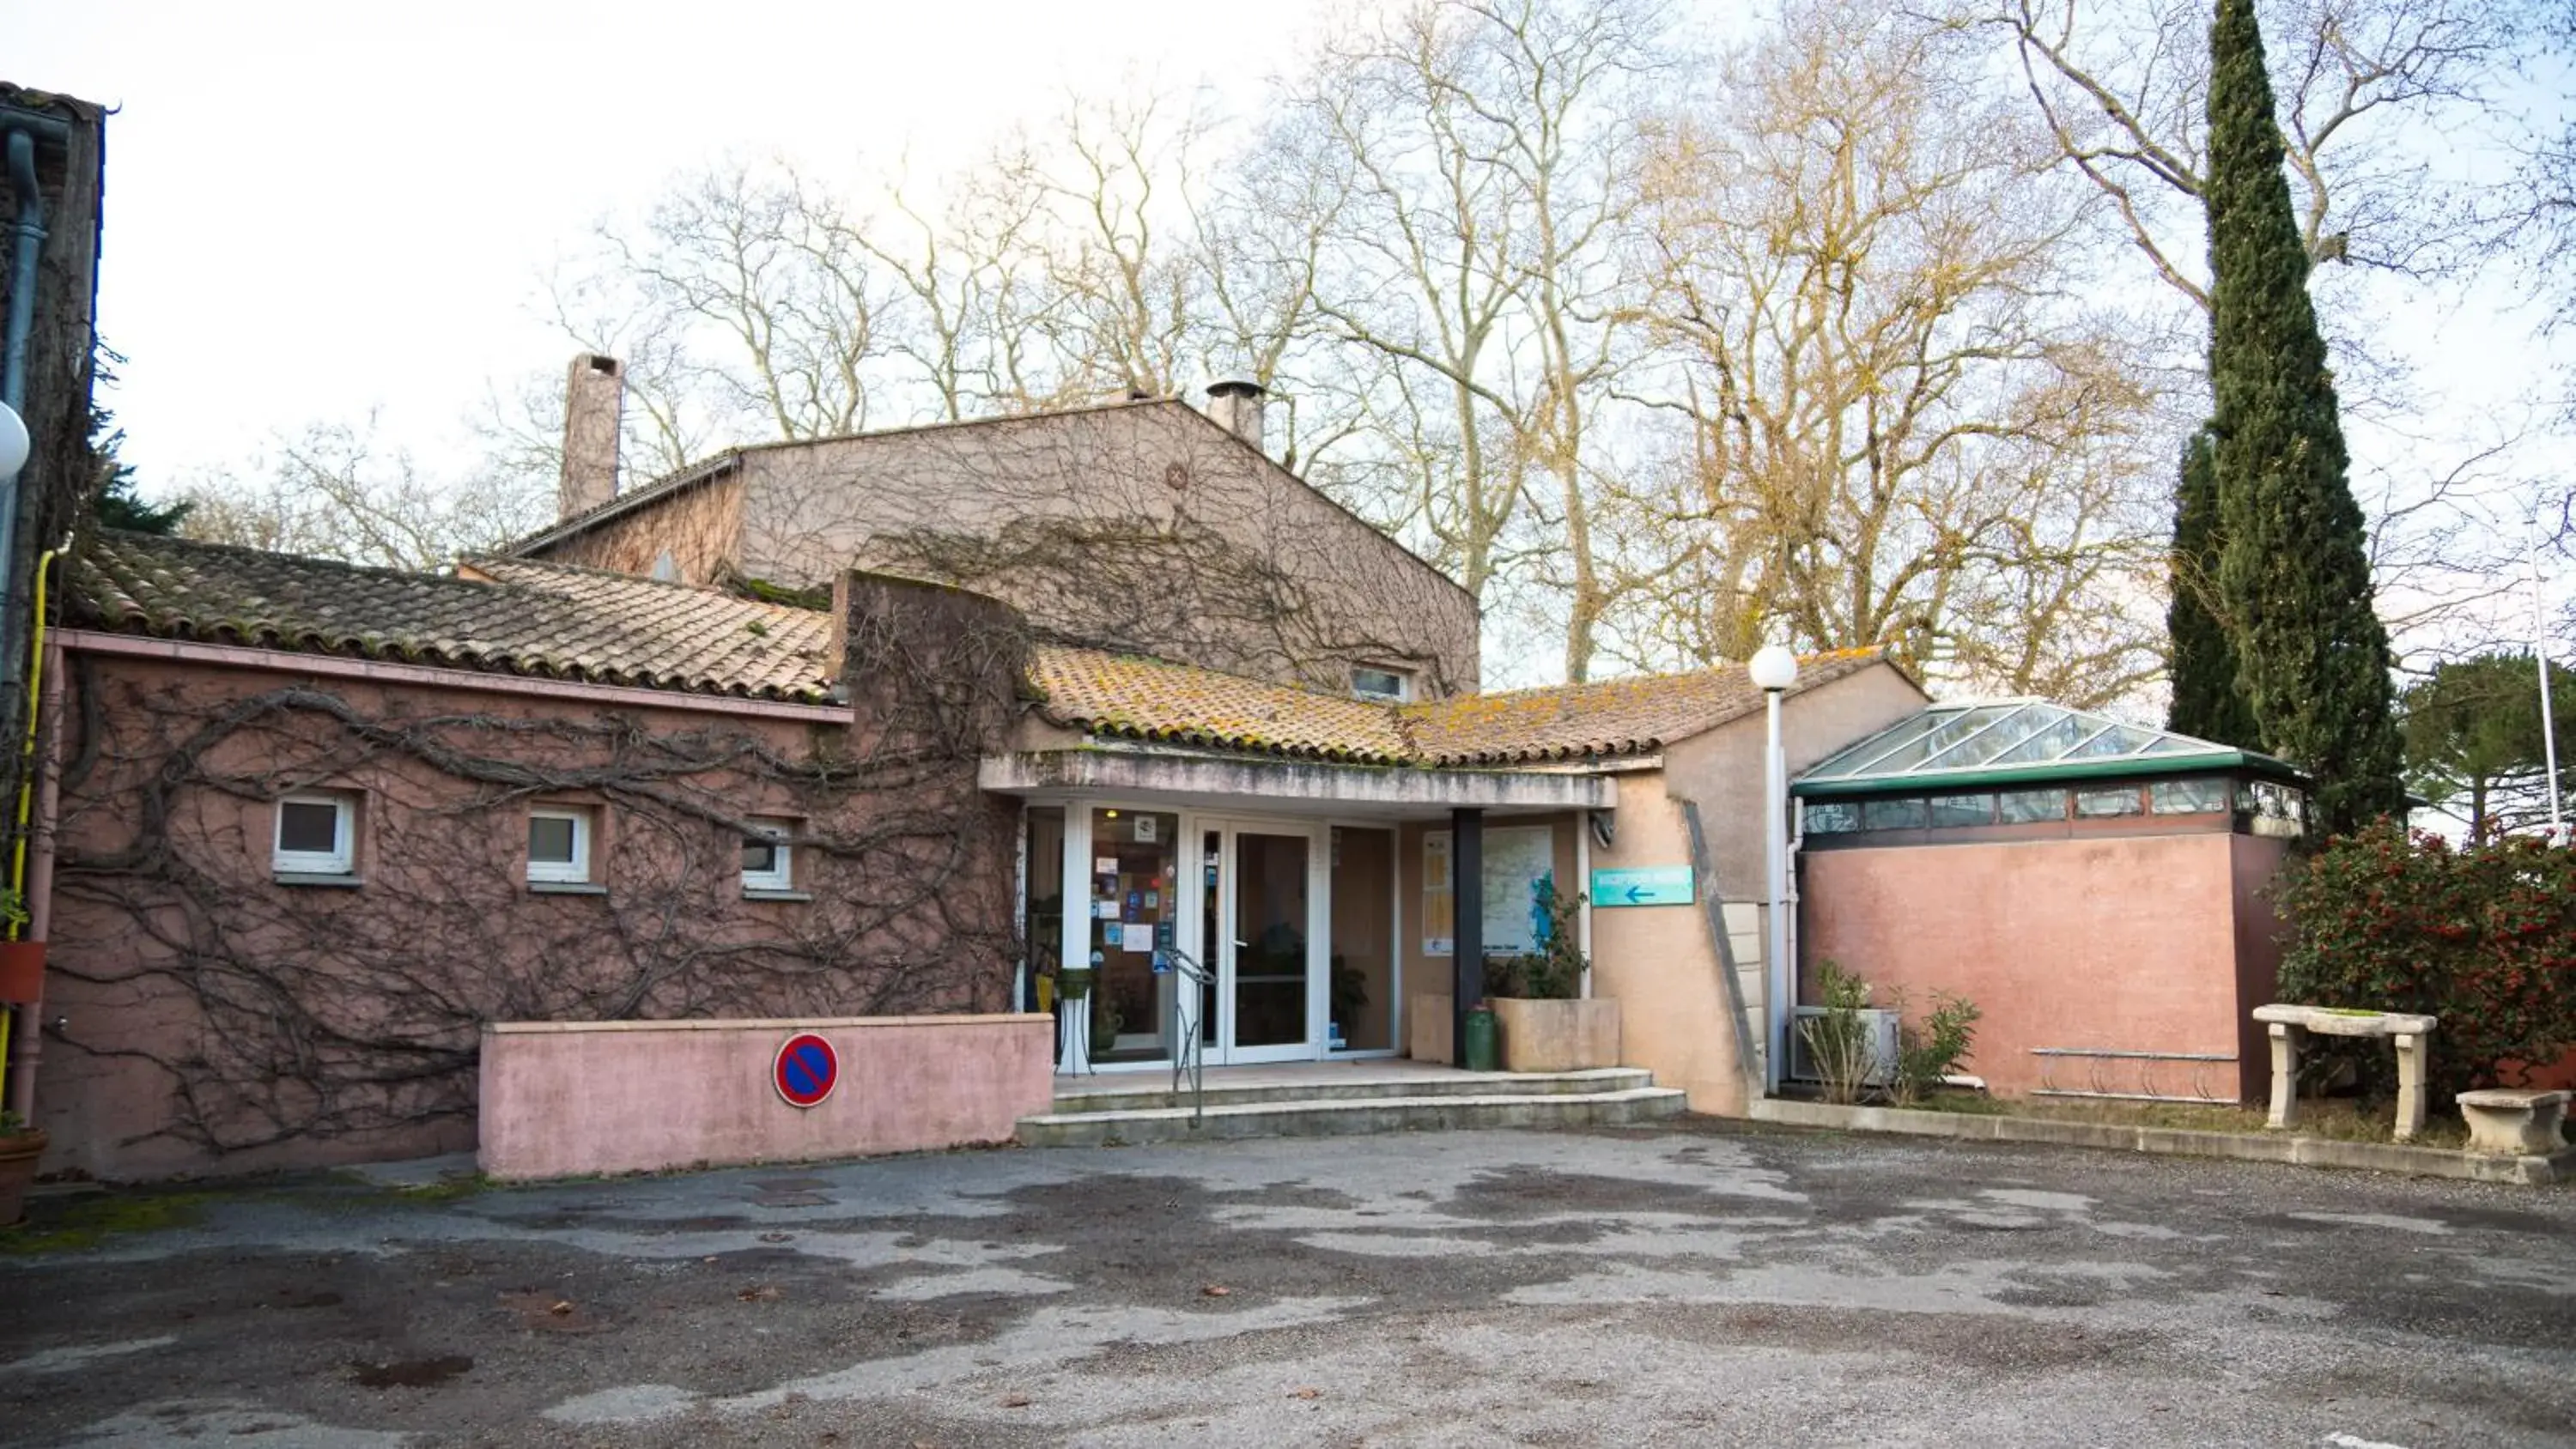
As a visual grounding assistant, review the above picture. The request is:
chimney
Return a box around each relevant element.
[558,354,623,519]
[1206,379,1267,457]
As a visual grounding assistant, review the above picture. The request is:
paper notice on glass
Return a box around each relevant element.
[1094,857,1119,876]
[1095,900,1118,919]
[1121,924,1154,952]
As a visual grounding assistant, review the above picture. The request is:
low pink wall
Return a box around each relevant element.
[1801,834,2273,1102]
[477,1014,1054,1180]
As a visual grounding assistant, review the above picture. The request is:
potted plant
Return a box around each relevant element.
[1488,888,1621,1072]
[0,1109,46,1228]
[0,888,39,1004]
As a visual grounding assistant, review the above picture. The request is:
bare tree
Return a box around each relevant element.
[1953,0,2536,304]
[1618,0,2168,706]
[177,417,551,571]
[1285,0,1665,681]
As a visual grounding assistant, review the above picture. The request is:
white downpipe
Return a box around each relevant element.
[1763,689,1789,1096]
[1575,808,1594,999]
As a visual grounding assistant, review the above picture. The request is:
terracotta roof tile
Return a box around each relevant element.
[69,533,836,702]
[1028,646,1412,763]
[1403,648,1887,766]
[69,532,1895,757]
[1029,643,1891,767]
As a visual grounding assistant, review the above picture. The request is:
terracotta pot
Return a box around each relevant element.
[0,1128,46,1228]
[0,940,43,1003]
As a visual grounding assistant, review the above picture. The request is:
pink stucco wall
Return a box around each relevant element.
[477,1014,1055,1179]
[1800,832,2284,1102]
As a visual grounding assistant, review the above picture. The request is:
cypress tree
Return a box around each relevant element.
[2205,0,2404,839]
[2165,427,2259,747]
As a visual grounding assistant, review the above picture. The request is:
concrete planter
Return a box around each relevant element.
[1492,997,1620,1073]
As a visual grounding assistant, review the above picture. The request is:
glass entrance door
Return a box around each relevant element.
[1197,820,1325,1064]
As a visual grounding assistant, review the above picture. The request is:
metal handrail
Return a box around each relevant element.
[1160,945,1214,1122]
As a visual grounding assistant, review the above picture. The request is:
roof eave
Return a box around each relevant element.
[1792,751,2311,798]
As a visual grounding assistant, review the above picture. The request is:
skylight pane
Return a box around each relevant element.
[1933,704,2070,769]
[1808,710,1953,779]
[2070,724,2158,758]
[1854,706,2016,774]
[1985,713,2092,765]
[2140,735,2203,755]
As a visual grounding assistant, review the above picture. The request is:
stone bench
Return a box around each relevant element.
[2456,1088,2570,1156]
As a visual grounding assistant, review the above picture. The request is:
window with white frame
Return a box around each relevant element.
[273,793,355,876]
[1351,664,1413,703]
[741,818,794,893]
[527,807,594,884]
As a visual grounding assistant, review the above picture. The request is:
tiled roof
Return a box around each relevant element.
[1030,647,1413,764]
[1406,648,1888,766]
[1030,643,1893,767]
[69,532,837,702]
[70,531,1897,760]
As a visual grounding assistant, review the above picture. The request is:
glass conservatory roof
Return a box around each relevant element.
[1792,700,2305,798]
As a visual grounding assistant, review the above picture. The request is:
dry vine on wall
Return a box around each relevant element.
[47,579,1030,1161]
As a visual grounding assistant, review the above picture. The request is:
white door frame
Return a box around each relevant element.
[1191,815,1329,1065]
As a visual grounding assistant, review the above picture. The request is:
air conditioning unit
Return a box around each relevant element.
[1789,1007,1902,1086]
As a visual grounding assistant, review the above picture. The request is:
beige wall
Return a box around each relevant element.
[1331,826,1395,1051]
[1800,832,2281,1102]
[1656,663,1929,1088]
[526,402,1481,698]
[1587,771,1752,1114]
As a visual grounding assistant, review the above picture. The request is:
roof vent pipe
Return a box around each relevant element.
[1206,379,1267,458]
[558,354,623,520]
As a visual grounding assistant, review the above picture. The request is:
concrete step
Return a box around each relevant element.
[1014,1085,1689,1149]
[1048,1067,1656,1116]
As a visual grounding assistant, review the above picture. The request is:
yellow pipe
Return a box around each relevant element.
[12,545,55,918]
[2,546,54,1113]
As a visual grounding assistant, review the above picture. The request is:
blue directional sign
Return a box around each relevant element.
[1590,865,1695,908]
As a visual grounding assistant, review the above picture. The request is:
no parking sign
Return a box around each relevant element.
[772,1032,839,1108]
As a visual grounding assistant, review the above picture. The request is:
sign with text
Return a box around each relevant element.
[1589,865,1695,908]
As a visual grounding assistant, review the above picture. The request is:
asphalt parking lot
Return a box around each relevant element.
[3,1119,2573,1447]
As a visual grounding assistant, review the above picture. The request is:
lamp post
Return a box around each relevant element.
[1747,645,1799,1095]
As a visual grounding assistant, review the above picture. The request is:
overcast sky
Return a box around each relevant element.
[6,0,1337,488]
[7,0,2569,670]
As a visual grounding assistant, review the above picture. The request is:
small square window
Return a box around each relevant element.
[1860,797,1929,831]
[273,794,355,875]
[742,819,793,893]
[1352,665,1413,703]
[528,808,593,883]
[1997,789,2069,824]
[2151,778,2232,814]
[2075,787,2146,818]
[1803,801,1860,834]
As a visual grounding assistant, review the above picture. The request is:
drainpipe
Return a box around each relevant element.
[1,109,70,712]
[3,619,58,1117]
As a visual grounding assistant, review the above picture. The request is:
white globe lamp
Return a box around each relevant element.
[1748,643,1799,692]
[0,402,27,479]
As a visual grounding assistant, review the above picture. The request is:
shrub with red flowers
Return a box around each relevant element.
[2274,821,2576,1105]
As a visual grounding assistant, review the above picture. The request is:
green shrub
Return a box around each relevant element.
[1890,991,1982,1106]
[1487,888,1589,1001]
[2273,821,2576,1104]
[1800,959,1877,1105]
